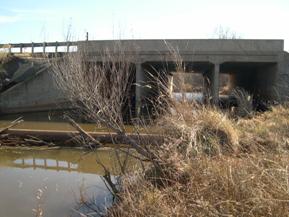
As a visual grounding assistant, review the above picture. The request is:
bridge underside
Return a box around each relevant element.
[132,60,281,116]
[0,59,284,119]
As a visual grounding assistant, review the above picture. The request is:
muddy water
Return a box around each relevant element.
[0,120,137,132]
[0,119,106,132]
[0,109,137,133]
[0,147,136,217]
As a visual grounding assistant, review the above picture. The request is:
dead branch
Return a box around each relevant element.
[0,117,23,134]
[24,135,56,146]
[65,115,103,148]
[95,155,120,198]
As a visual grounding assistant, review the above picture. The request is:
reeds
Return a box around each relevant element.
[107,103,289,217]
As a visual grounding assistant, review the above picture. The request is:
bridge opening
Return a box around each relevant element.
[220,62,278,104]
[219,62,278,111]
[135,62,171,118]
[137,61,220,116]
[172,72,204,101]
[137,61,279,115]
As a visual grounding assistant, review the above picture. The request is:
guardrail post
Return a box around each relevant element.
[31,42,34,54]
[43,42,46,54]
[55,41,58,53]
[67,42,70,53]
[20,43,23,53]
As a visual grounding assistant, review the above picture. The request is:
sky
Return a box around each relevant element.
[0,0,289,50]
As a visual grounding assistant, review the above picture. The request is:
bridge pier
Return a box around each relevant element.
[203,63,220,104]
[212,63,220,104]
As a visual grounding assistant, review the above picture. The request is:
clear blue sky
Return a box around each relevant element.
[1,0,289,50]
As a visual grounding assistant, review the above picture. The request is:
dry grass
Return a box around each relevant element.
[106,103,289,217]
[0,52,8,62]
[109,155,289,217]
[238,103,289,153]
[0,53,14,65]
[156,102,239,157]
[231,88,253,118]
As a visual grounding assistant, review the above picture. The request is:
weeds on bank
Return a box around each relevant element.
[106,103,289,217]
[238,103,289,153]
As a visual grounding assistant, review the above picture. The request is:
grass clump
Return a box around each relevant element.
[0,53,14,65]
[106,103,289,217]
[157,102,239,157]
[109,155,289,217]
[238,103,289,153]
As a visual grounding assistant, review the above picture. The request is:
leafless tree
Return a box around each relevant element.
[50,41,156,160]
[213,26,241,39]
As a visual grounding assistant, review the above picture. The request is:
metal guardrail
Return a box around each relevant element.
[0,41,78,54]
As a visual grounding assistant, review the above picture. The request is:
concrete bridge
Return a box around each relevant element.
[0,39,288,116]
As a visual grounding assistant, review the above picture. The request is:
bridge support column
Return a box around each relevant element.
[203,63,219,105]
[212,63,220,104]
[135,62,148,117]
[31,42,34,54]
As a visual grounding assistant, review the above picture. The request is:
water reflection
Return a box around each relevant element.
[0,148,135,175]
[13,157,78,170]
[0,147,136,217]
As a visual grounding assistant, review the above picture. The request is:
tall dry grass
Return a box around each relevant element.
[107,103,289,217]
[238,103,289,153]
[109,155,289,217]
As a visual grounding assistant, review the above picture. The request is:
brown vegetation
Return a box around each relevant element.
[107,103,289,217]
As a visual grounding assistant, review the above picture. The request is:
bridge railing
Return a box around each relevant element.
[0,41,78,54]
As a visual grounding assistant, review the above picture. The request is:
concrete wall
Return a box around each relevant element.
[0,68,68,114]
[80,39,283,65]
[276,52,289,101]
[79,39,284,53]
